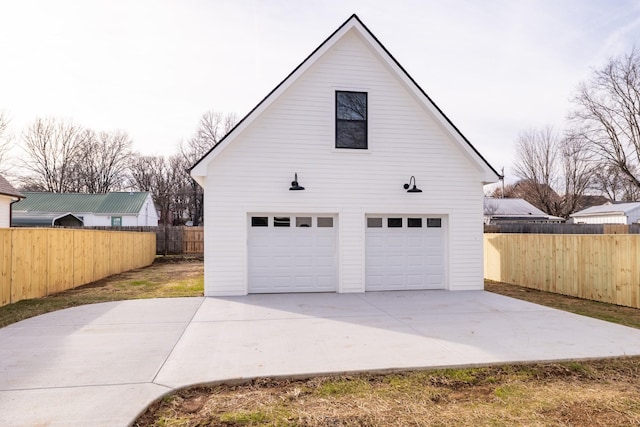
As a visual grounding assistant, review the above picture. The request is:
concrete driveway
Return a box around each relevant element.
[2,291,640,426]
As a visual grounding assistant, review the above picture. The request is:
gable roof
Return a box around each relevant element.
[0,175,24,199]
[190,14,500,185]
[484,198,564,221]
[12,192,151,215]
[570,202,640,218]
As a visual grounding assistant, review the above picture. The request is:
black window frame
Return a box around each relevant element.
[335,91,368,149]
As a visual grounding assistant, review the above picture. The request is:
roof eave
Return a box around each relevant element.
[0,192,25,200]
[570,211,625,218]
[190,15,359,178]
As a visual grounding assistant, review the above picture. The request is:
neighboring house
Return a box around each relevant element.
[570,202,640,225]
[484,198,564,224]
[191,14,499,296]
[0,175,24,228]
[12,192,158,227]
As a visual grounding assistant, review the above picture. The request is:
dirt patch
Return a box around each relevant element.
[134,358,640,426]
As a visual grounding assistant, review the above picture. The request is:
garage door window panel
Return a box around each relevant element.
[367,217,382,228]
[251,217,268,227]
[408,218,422,228]
[387,218,402,228]
[317,217,333,227]
[296,217,312,227]
[274,217,290,227]
[427,218,442,228]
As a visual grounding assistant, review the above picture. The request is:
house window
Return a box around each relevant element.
[111,216,122,226]
[336,91,367,149]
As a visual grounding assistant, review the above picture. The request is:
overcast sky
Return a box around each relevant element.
[2,0,640,183]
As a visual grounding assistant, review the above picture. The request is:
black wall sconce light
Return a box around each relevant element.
[289,173,305,191]
[403,176,422,193]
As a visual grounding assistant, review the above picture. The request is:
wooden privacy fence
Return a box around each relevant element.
[182,227,204,254]
[485,223,640,234]
[0,228,156,307]
[484,233,640,309]
[156,226,204,255]
[88,226,204,255]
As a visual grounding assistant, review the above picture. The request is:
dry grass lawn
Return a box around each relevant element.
[0,257,204,328]
[135,357,640,426]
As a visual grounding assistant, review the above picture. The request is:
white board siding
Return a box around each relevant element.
[203,30,486,296]
[0,195,11,228]
[572,215,627,225]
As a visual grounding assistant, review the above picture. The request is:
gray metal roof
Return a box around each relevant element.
[0,175,24,198]
[570,202,640,217]
[483,198,563,220]
[12,212,84,226]
[12,192,151,215]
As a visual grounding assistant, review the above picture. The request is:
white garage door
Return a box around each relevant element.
[365,216,444,291]
[248,215,337,293]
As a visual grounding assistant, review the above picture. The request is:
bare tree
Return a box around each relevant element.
[513,126,593,217]
[129,154,183,225]
[69,129,132,193]
[20,117,82,192]
[591,162,640,201]
[0,112,12,175]
[179,110,237,225]
[183,110,237,162]
[569,48,640,192]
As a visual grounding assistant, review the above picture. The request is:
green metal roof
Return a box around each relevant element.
[12,192,151,214]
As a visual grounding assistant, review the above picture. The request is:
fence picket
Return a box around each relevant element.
[484,233,640,309]
[0,228,155,307]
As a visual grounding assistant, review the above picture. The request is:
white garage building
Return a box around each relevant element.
[570,202,640,225]
[191,15,499,296]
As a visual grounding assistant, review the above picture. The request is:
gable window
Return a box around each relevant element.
[336,91,367,149]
